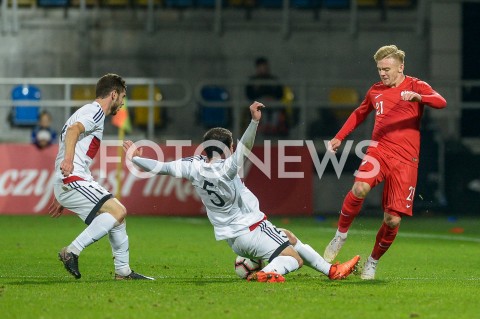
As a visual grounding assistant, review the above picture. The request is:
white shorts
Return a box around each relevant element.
[54,180,113,225]
[226,220,291,262]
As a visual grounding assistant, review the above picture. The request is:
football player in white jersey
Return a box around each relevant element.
[123,101,359,282]
[48,73,153,280]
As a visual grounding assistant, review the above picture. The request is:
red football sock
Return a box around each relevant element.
[337,191,365,233]
[371,222,399,260]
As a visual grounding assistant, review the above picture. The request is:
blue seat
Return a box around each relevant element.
[11,84,41,126]
[37,0,70,6]
[199,86,231,128]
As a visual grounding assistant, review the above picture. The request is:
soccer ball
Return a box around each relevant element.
[234,255,264,279]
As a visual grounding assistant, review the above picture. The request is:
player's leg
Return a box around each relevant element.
[108,218,154,280]
[256,222,302,276]
[324,152,385,262]
[68,197,125,256]
[361,161,415,280]
[97,198,153,280]
[372,212,402,260]
[324,181,370,262]
[361,212,401,280]
[55,181,123,279]
[261,245,303,275]
[339,182,371,232]
[281,229,329,274]
[281,229,359,280]
[228,220,300,282]
[108,220,130,276]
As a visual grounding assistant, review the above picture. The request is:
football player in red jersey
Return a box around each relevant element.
[323,45,447,279]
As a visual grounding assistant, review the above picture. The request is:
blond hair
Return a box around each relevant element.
[373,45,405,63]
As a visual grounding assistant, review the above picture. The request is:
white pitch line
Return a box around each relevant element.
[316,227,480,243]
[172,218,480,243]
[386,277,480,281]
[178,218,480,243]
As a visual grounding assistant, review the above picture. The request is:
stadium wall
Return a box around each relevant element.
[0,12,429,81]
[0,11,431,142]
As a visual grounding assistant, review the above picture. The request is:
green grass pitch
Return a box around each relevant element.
[0,215,478,319]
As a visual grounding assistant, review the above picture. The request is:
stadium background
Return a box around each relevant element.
[0,0,479,216]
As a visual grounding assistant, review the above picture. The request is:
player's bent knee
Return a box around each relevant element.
[296,256,304,268]
[281,246,303,268]
[352,182,371,198]
[116,206,127,221]
[280,228,297,245]
[384,214,401,228]
[102,198,127,222]
[385,219,400,228]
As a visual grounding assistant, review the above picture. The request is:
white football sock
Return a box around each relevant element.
[336,229,348,239]
[262,256,299,275]
[109,222,132,276]
[69,213,118,255]
[294,239,331,275]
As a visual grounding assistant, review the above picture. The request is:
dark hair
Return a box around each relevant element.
[95,73,127,99]
[255,57,268,67]
[203,127,233,159]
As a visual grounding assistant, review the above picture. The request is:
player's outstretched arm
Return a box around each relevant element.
[237,101,265,152]
[123,140,156,173]
[123,140,187,178]
[224,101,265,178]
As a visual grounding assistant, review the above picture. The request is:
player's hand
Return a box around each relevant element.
[48,198,65,218]
[401,90,422,102]
[250,101,265,122]
[123,140,143,161]
[60,160,74,177]
[327,138,342,154]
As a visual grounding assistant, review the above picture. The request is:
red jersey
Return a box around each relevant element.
[335,76,447,167]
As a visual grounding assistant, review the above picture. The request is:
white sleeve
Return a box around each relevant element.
[132,156,190,179]
[224,119,258,178]
[76,105,101,132]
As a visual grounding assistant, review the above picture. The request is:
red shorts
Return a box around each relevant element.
[354,148,418,216]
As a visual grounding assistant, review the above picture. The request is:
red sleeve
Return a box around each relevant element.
[335,92,373,141]
[415,80,447,109]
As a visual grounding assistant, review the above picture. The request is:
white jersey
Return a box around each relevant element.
[133,120,264,240]
[55,101,105,183]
